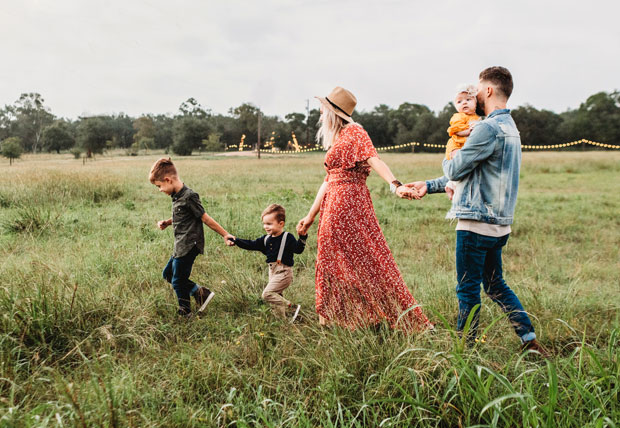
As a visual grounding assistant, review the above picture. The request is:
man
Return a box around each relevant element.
[408,66,547,355]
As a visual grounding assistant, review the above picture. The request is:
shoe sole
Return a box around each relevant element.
[290,305,301,323]
[198,292,215,313]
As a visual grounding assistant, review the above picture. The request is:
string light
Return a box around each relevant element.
[226,138,619,153]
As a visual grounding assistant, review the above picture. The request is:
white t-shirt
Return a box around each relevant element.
[456,219,511,237]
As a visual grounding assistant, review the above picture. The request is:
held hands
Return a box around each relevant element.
[403,181,428,198]
[296,215,314,235]
[224,234,236,246]
[396,185,420,200]
[157,219,172,230]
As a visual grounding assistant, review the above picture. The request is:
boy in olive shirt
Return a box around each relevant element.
[149,158,234,317]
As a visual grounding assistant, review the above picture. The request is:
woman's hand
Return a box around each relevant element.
[297,215,315,235]
[396,185,420,200]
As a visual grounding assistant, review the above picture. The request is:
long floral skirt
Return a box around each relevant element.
[315,172,431,331]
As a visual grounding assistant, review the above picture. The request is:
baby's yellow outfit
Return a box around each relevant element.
[445,112,480,159]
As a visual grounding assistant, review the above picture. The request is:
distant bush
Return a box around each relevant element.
[1,137,23,165]
[70,147,82,159]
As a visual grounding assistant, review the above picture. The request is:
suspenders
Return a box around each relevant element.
[264,232,289,264]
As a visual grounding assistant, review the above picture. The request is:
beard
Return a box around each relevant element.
[475,97,486,117]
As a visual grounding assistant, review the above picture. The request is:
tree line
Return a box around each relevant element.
[1,91,619,162]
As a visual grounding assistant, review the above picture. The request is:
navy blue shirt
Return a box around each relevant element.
[234,232,307,266]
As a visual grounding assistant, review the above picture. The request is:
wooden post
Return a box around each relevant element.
[305,99,310,148]
[257,111,261,159]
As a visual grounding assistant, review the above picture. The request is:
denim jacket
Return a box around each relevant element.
[426,109,521,225]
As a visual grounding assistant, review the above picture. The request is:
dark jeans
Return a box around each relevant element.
[455,230,535,341]
[163,246,201,314]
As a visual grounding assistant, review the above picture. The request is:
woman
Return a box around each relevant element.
[297,87,432,331]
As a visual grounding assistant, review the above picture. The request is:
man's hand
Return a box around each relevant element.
[396,185,420,200]
[157,219,171,230]
[445,186,454,201]
[404,181,428,198]
[224,234,236,246]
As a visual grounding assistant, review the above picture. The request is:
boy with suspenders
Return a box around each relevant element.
[231,204,307,322]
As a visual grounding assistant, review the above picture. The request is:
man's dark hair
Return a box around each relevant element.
[479,66,513,99]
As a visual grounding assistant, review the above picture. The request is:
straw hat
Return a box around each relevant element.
[316,87,356,123]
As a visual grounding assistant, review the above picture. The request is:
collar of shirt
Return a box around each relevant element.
[487,108,511,119]
[171,185,188,201]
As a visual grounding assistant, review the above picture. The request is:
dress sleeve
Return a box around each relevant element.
[447,113,470,136]
[342,125,377,170]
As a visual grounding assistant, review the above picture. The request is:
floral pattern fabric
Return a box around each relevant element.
[315,124,431,331]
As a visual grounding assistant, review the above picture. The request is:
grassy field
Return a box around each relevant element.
[0,151,618,427]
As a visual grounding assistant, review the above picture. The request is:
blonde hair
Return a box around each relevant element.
[455,83,477,98]
[149,157,177,183]
[315,107,351,150]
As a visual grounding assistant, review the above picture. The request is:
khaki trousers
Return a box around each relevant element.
[262,263,293,317]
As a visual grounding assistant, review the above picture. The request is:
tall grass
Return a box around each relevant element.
[0,152,618,427]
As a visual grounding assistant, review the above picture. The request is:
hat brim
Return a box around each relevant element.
[315,96,354,123]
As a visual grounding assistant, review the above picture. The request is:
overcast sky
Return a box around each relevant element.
[1,0,618,119]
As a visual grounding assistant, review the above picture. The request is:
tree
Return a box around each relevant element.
[179,98,210,118]
[41,120,75,153]
[152,115,174,149]
[230,103,260,147]
[77,117,111,157]
[12,93,55,152]
[172,116,210,156]
[1,137,23,165]
[512,105,563,146]
[102,114,135,148]
[390,103,433,147]
[354,105,394,147]
[202,133,224,151]
[426,103,455,148]
[133,116,155,143]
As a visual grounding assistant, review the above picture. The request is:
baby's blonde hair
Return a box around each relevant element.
[455,84,477,98]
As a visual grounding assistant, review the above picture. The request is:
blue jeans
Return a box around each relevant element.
[163,246,201,314]
[455,231,535,342]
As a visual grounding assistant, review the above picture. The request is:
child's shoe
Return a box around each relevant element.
[520,339,550,358]
[194,287,215,313]
[177,308,193,320]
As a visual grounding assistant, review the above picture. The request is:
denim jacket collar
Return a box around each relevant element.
[487,108,510,119]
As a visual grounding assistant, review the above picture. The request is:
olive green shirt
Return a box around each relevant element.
[171,185,205,258]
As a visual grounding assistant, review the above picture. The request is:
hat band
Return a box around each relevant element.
[325,97,351,118]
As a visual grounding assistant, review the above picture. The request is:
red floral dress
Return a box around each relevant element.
[315,124,432,331]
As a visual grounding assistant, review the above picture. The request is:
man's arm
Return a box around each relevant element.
[443,122,496,181]
[425,176,449,194]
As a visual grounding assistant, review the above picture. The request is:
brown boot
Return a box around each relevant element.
[520,339,550,358]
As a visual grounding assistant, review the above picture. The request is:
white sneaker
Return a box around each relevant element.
[289,304,301,323]
[196,289,215,313]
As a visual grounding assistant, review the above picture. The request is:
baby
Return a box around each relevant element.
[445,84,480,199]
